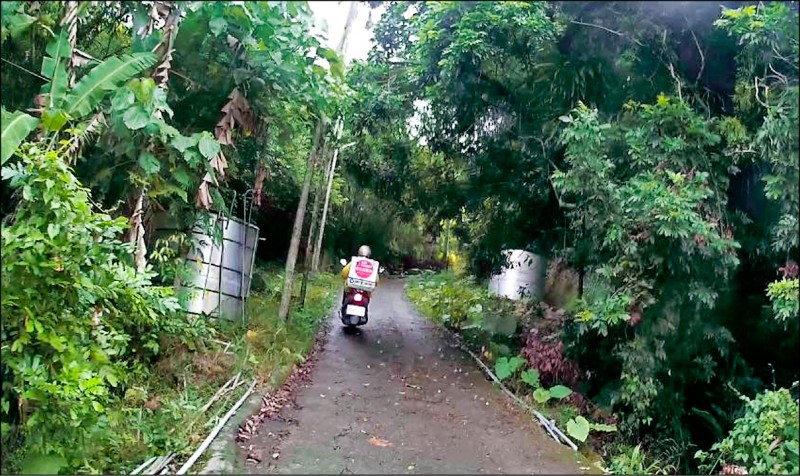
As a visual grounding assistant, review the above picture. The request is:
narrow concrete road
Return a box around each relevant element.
[240,278,589,474]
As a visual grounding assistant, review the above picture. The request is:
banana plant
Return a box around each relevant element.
[0,29,157,164]
[0,109,39,165]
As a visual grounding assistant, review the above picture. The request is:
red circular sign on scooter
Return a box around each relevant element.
[354,259,374,279]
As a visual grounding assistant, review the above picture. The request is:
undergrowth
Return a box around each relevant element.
[1,262,337,474]
[405,272,617,455]
[406,270,800,475]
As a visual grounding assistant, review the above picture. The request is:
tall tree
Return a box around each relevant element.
[313,116,346,271]
[279,0,359,320]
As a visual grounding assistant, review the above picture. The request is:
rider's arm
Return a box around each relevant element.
[341,262,351,280]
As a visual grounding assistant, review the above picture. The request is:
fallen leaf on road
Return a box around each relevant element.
[408,465,415,470]
[369,436,391,447]
[272,453,280,460]
[405,383,421,390]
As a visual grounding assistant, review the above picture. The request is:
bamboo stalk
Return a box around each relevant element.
[176,378,258,475]
[146,456,166,474]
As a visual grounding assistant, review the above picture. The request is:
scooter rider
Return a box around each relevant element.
[341,245,377,302]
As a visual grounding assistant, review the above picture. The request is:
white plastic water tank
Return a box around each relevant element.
[488,249,547,301]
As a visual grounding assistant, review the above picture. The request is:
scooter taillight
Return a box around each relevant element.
[346,290,370,307]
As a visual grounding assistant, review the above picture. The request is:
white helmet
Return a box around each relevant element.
[357,245,372,257]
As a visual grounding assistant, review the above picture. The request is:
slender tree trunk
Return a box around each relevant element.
[335,1,359,55]
[279,1,358,320]
[299,140,331,308]
[312,117,344,272]
[444,220,450,270]
[278,122,325,320]
[305,141,330,263]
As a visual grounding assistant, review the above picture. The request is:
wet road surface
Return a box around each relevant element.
[239,278,587,474]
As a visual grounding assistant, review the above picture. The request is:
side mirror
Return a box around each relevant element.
[340,258,347,266]
[379,266,385,274]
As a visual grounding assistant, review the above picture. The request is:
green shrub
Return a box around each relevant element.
[695,384,800,475]
[407,271,487,328]
[1,144,201,468]
[767,278,799,325]
[607,444,678,475]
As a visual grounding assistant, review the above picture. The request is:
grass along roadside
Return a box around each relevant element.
[1,264,339,475]
[176,265,340,473]
[127,264,339,475]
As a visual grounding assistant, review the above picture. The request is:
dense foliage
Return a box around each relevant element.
[696,384,800,475]
[1,1,348,472]
[2,0,798,474]
[354,1,799,473]
[1,144,192,468]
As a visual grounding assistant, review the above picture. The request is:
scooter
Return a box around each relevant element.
[339,258,384,329]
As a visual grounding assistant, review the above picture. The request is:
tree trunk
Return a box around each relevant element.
[312,117,344,272]
[578,215,586,298]
[305,140,330,264]
[336,1,359,55]
[279,1,358,320]
[278,122,325,320]
[299,139,331,308]
[444,220,450,270]
[62,1,79,88]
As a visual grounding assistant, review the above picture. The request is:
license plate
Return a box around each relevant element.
[346,305,366,317]
[347,277,376,290]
